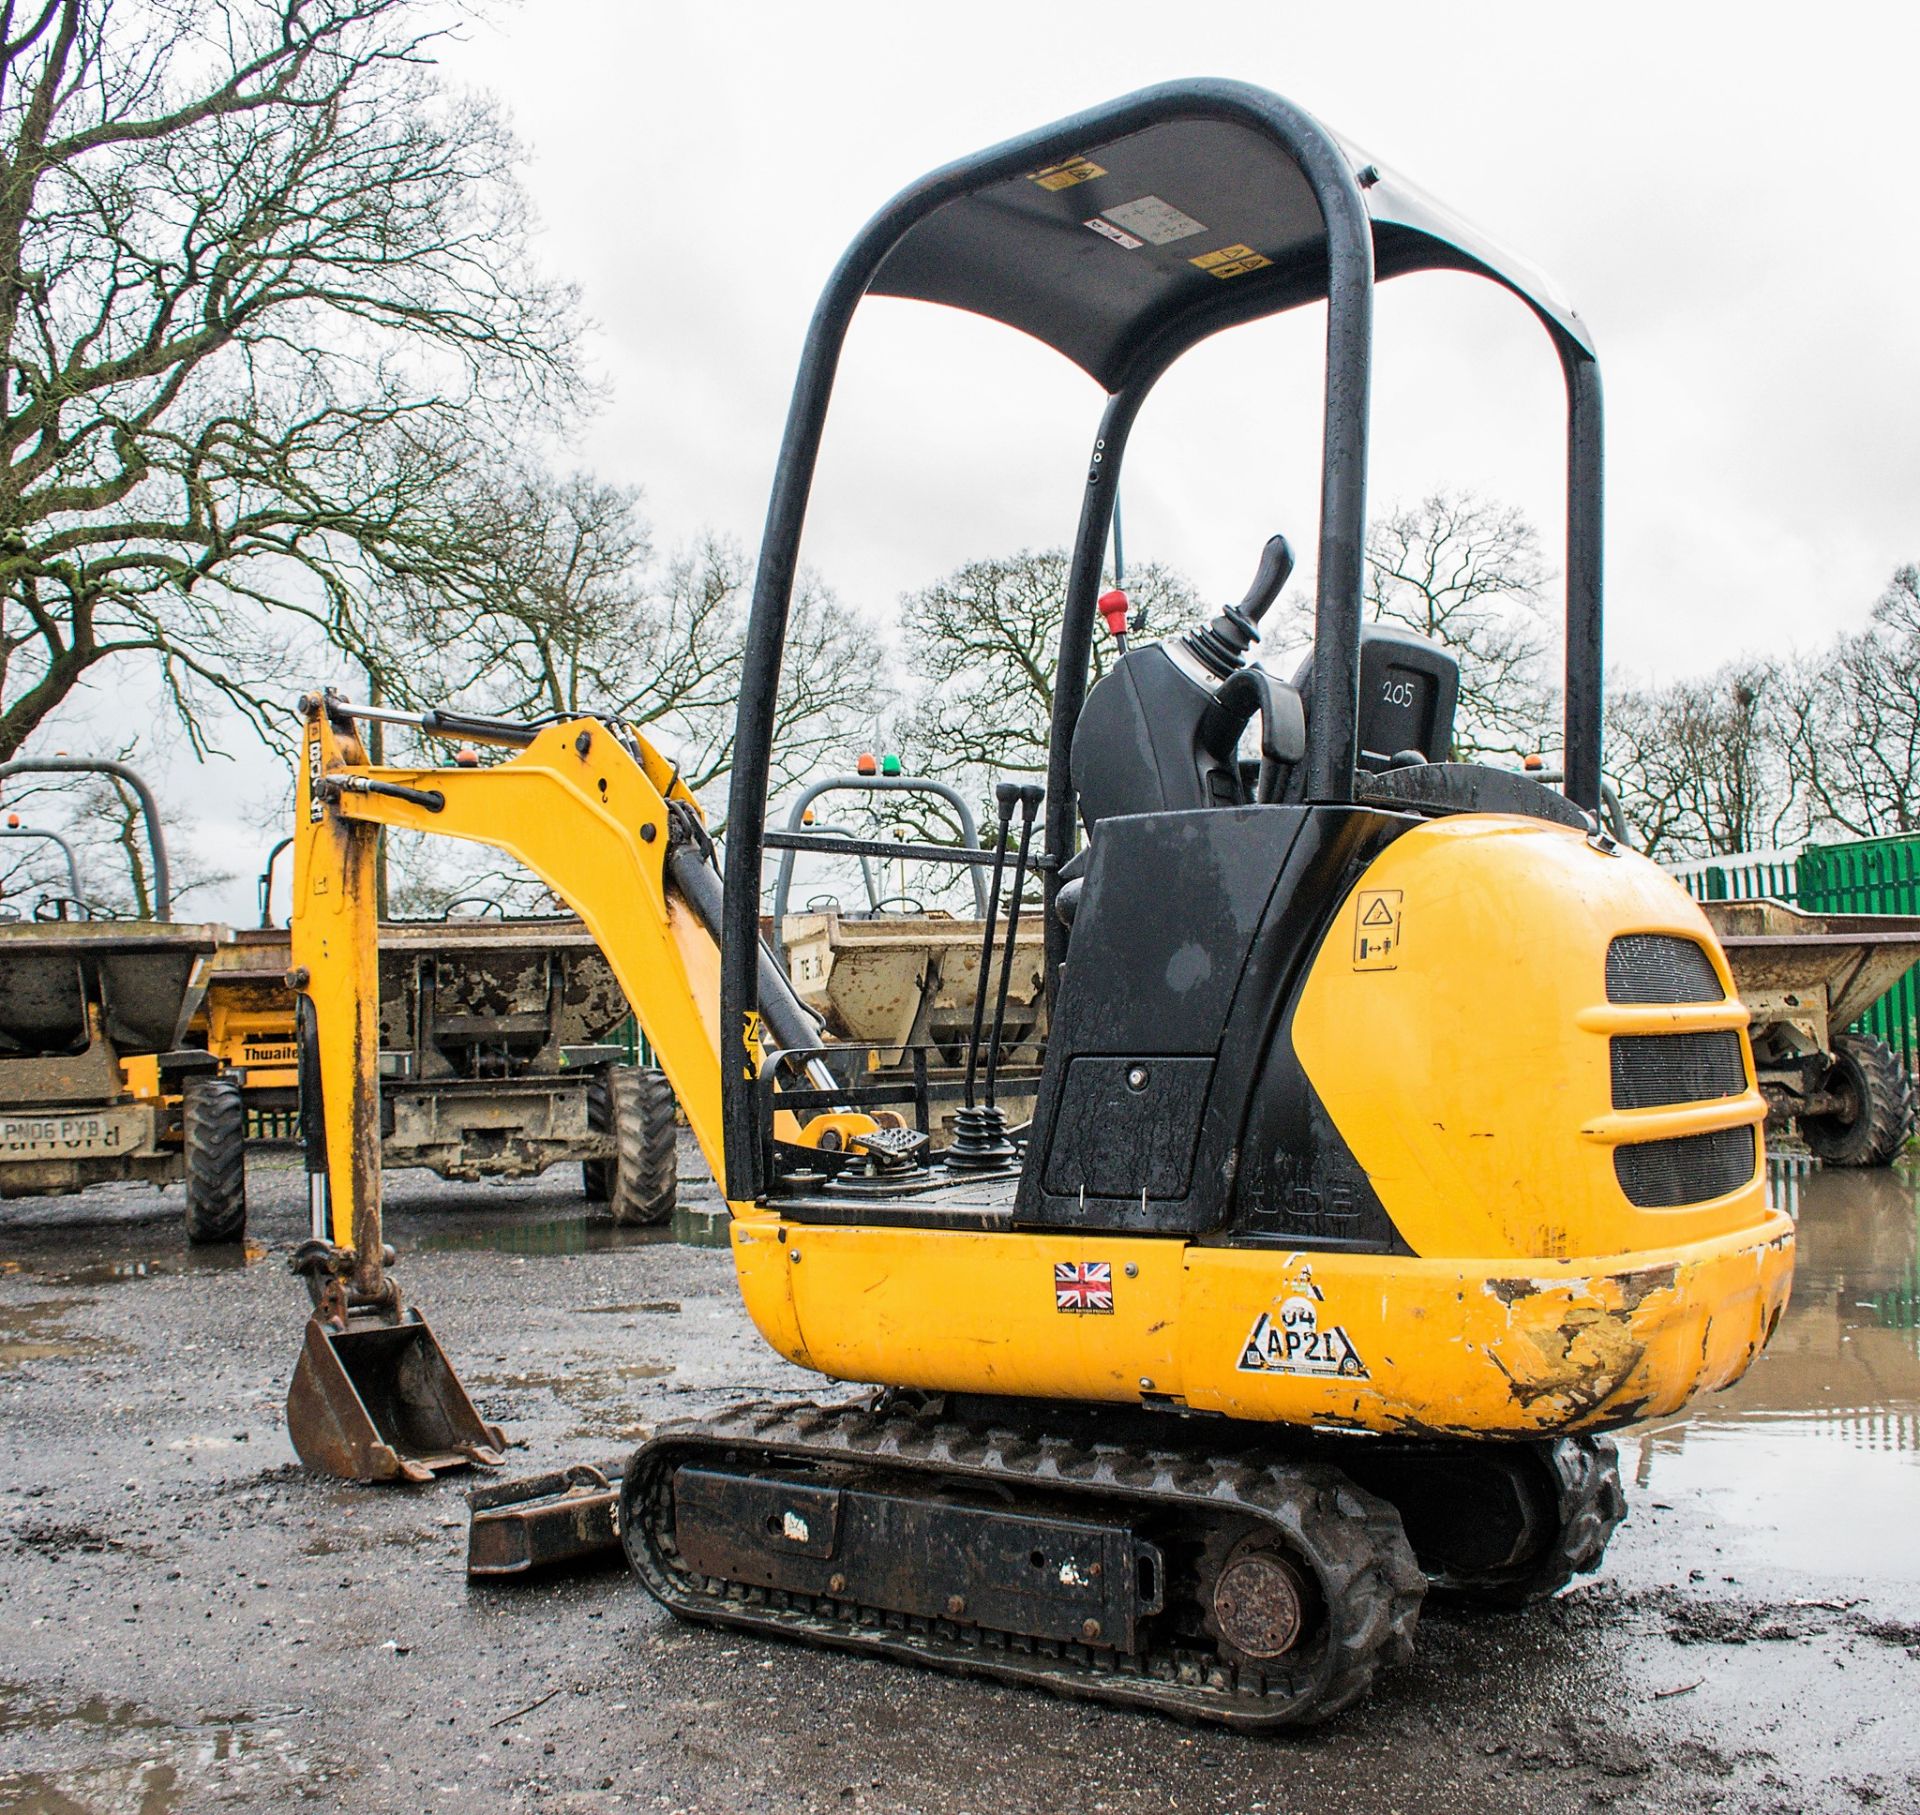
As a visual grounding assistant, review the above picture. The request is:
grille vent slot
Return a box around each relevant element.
[1610,1031,1746,1110]
[1615,1125,1756,1208]
[1606,935,1721,1004]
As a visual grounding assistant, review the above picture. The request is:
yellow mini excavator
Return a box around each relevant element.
[286,80,1794,1727]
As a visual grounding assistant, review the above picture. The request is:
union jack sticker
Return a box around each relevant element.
[1054,1261,1113,1314]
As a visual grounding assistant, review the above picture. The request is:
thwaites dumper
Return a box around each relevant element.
[214,917,669,1203]
[1697,898,1920,1167]
[769,770,1049,1125]
[211,840,673,1215]
[194,926,303,1144]
[369,913,664,1203]
[0,757,247,1240]
[292,81,1794,1726]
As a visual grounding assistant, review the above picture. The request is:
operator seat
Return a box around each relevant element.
[1057,621,1461,930]
[1281,622,1461,798]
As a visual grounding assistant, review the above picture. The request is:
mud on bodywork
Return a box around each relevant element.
[1478,1240,1791,1431]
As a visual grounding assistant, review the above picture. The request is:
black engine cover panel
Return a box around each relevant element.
[1041,1056,1214,1202]
[1017,804,1410,1241]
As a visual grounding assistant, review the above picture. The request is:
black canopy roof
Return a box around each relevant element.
[869,107,1590,392]
[717,80,1606,1201]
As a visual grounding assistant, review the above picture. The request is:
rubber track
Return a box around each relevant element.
[1431,1436,1627,1607]
[622,1397,1425,1729]
[1538,1435,1629,1597]
[182,1075,247,1244]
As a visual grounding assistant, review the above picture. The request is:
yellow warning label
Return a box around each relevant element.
[1190,243,1274,280]
[1352,889,1403,970]
[1030,157,1106,192]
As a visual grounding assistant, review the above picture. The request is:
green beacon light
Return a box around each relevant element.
[880,753,903,777]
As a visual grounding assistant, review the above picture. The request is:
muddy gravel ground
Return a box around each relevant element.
[1,1147,1916,1815]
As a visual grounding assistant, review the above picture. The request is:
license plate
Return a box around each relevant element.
[0,1108,147,1159]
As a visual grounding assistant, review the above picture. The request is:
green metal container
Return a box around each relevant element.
[1798,837,1920,1078]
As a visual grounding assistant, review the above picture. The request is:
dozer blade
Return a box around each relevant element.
[466,1461,625,1578]
[287,1308,506,1485]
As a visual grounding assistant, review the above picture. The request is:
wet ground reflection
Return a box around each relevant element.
[1629,1154,1920,1582]
[410,1203,732,1254]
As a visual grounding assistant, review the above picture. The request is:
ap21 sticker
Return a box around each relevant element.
[1236,1277,1369,1379]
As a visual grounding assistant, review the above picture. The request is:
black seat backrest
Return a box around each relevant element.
[1289,624,1460,784]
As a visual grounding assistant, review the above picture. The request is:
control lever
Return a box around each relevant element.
[949,783,1023,1171]
[1236,533,1295,622]
[962,782,1019,1111]
[1182,534,1295,680]
[984,785,1044,1105]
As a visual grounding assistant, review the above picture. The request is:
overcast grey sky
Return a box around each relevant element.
[67,1,1920,923]
[438,0,1920,678]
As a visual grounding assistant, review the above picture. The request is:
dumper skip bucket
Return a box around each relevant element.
[287,1307,506,1484]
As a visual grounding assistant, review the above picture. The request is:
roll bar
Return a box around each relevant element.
[717,79,1605,1199]
[258,835,294,928]
[0,757,170,918]
[0,824,84,899]
[768,773,989,942]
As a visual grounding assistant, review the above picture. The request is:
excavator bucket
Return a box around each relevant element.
[287,1307,505,1485]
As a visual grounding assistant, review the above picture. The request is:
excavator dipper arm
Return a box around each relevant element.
[291,695,732,1257]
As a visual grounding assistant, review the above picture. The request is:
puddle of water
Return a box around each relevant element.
[468,1359,675,1397]
[0,1299,108,1367]
[47,1242,268,1287]
[672,1205,732,1249]
[414,1204,730,1256]
[0,1340,97,1365]
[0,1683,166,1738]
[1633,1155,1920,1583]
[0,1682,313,1811]
[416,1217,673,1258]
[0,1763,181,1814]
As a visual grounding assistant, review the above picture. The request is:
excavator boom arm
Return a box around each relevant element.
[292,699,731,1250]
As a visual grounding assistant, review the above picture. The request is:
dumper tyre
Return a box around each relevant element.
[1802,1032,1916,1169]
[182,1073,248,1244]
[585,1065,677,1224]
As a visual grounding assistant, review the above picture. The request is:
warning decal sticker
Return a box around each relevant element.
[1236,1287,1369,1379]
[1191,244,1274,280]
[1084,216,1144,250]
[1102,195,1208,245]
[1030,157,1106,192]
[1352,888,1403,970]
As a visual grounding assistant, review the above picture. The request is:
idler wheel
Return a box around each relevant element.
[1209,1544,1314,1659]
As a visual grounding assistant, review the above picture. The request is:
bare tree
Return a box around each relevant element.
[1605,660,1798,858]
[898,548,1202,799]
[1778,564,1920,839]
[1358,492,1555,758]
[361,467,874,830]
[0,0,580,763]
